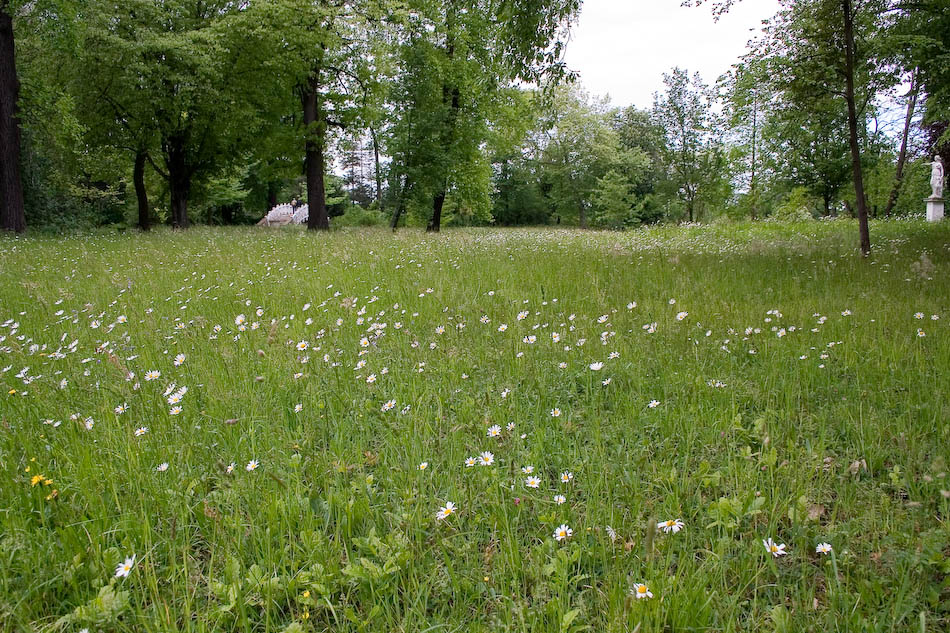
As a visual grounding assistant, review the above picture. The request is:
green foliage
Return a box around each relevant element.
[773,187,819,221]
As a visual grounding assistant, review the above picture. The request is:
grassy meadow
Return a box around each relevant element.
[1,219,949,632]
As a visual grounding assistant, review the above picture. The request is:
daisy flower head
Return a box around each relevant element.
[479,451,495,466]
[560,471,574,484]
[114,403,128,415]
[134,426,148,437]
[294,403,303,413]
[296,341,309,351]
[658,518,684,534]
[226,462,236,474]
[464,456,477,468]
[144,370,161,381]
[115,554,136,578]
[525,476,541,488]
[521,465,535,474]
[553,524,573,542]
[487,424,501,438]
[632,583,653,600]
[418,461,429,471]
[174,354,186,367]
[169,406,182,415]
[246,459,259,472]
[589,362,603,371]
[816,542,832,555]
[648,399,660,409]
[436,501,456,520]
[676,311,688,321]
[550,408,561,417]
[156,462,169,472]
[554,494,566,505]
[763,538,787,557]
[381,399,396,412]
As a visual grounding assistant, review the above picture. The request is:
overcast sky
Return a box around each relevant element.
[562,0,781,109]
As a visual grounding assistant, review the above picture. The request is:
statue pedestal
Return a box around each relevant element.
[926,197,944,222]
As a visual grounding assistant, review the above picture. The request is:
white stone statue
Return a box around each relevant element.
[930,156,944,199]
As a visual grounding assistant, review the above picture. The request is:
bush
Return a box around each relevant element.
[336,205,385,227]
[771,187,817,221]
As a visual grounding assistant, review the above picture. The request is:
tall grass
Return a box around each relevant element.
[1,219,948,632]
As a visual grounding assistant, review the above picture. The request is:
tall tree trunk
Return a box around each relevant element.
[166,138,191,229]
[842,0,871,256]
[267,182,279,210]
[883,73,919,217]
[134,150,150,231]
[0,0,26,233]
[302,72,329,231]
[390,175,410,230]
[428,83,460,233]
[428,189,445,233]
[428,6,460,234]
[579,203,587,229]
[370,126,383,211]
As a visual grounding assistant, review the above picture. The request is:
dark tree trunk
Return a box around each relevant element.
[884,73,919,217]
[267,183,278,210]
[842,0,871,256]
[428,83,460,233]
[390,175,410,230]
[427,190,445,233]
[302,73,329,231]
[221,204,235,225]
[0,1,26,233]
[166,139,191,229]
[134,150,150,231]
[428,8,461,234]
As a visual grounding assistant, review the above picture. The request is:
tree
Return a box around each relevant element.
[692,0,896,253]
[0,0,26,232]
[75,1,269,229]
[536,86,620,228]
[388,0,581,232]
[720,60,774,219]
[236,0,391,231]
[652,68,724,222]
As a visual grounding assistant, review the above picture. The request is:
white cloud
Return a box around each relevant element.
[563,0,780,109]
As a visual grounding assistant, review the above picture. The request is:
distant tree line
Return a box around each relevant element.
[0,0,948,252]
